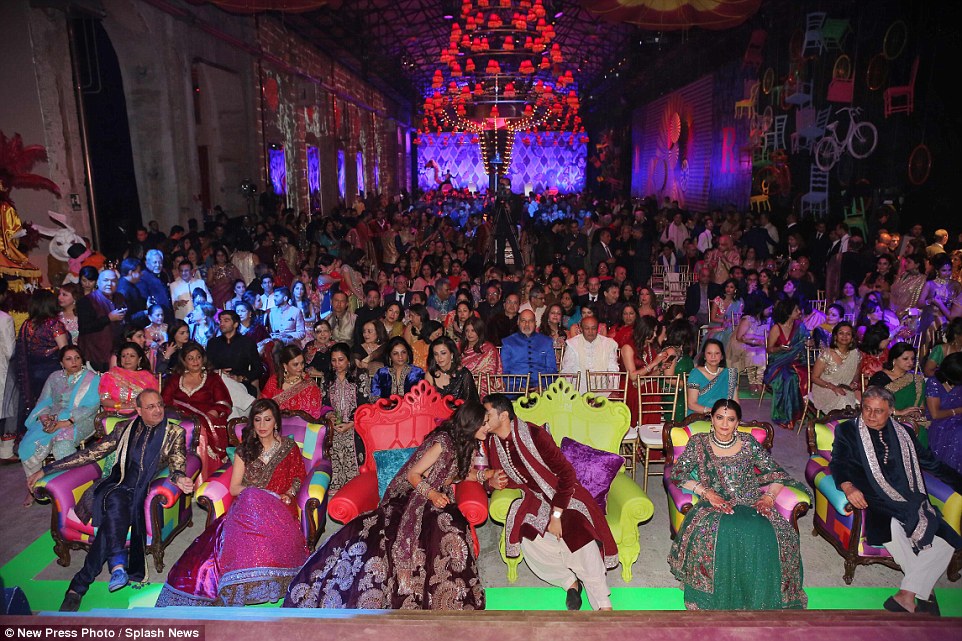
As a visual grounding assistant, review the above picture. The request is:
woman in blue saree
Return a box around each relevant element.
[21,345,101,503]
[686,339,738,416]
[764,300,811,428]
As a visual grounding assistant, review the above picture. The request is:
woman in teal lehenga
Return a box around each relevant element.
[669,399,810,610]
[763,300,811,428]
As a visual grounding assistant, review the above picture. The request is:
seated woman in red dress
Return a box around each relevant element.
[261,345,330,419]
[162,342,232,480]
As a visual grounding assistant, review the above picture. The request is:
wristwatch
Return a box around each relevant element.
[552,508,563,519]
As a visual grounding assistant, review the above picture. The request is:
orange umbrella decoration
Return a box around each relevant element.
[581,0,761,31]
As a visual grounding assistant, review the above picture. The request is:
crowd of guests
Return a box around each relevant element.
[7,187,962,614]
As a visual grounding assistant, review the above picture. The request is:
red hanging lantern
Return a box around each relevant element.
[465,58,476,73]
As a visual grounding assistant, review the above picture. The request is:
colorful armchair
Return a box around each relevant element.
[195,411,333,549]
[663,413,811,538]
[805,410,962,583]
[326,381,488,528]
[33,413,202,572]
[489,379,654,582]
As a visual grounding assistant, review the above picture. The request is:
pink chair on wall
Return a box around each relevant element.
[884,56,919,117]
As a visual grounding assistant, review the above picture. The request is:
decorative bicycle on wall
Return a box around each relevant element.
[813,107,879,172]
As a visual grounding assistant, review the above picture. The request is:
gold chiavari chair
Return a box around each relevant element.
[635,374,682,490]
[811,299,828,314]
[539,372,580,391]
[486,373,530,397]
[472,371,484,391]
[797,345,822,435]
[585,370,630,402]
[554,345,565,370]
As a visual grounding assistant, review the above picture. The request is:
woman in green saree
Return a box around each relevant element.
[764,299,811,428]
[668,399,810,610]
[868,341,927,443]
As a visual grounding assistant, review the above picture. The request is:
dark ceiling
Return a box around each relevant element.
[278,0,642,109]
[273,0,839,119]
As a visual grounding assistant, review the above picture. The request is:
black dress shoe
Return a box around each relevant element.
[883,596,911,613]
[565,579,583,611]
[60,591,82,612]
[917,595,941,616]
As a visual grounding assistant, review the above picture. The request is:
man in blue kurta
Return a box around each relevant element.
[500,309,557,392]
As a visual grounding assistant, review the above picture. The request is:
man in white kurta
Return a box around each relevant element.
[560,316,618,394]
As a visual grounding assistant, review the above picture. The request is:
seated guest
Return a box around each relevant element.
[926,352,962,473]
[170,261,210,321]
[593,281,624,329]
[412,320,443,370]
[809,322,861,414]
[156,320,191,377]
[268,287,306,346]
[539,303,568,350]
[21,346,101,506]
[27,390,192,612]
[188,301,218,348]
[261,345,327,418]
[371,337,425,399]
[488,293,521,347]
[425,336,477,402]
[403,304,430,346]
[859,322,891,380]
[461,317,502,398]
[685,267,722,327]
[923,317,962,378]
[304,319,335,381]
[206,310,264,396]
[352,320,387,375]
[669,399,809,610]
[830,387,962,614]
[157,398,308,607]
[501,310,557,391]
[868,342,926,422]
[686,339,737,416]
[813,304,844,348]
[559,316,618,394]
[727,298,768,395]
[235,300,270,351]
[381,302,406,339]
[320,343,369,496]
[161,343,232,480]
[99,342,159,413]
[284,401,486,610]
[329,291,356,346]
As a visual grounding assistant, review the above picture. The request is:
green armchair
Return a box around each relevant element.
[488,379,655,582]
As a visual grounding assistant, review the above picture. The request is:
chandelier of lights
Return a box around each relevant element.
[416,0,587,176]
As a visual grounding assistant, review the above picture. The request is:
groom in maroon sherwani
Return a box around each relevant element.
[482,394,617,610]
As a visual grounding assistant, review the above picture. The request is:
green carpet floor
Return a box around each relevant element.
[4,533,960,614]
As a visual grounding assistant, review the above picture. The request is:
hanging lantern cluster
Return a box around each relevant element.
[417,0,582,145]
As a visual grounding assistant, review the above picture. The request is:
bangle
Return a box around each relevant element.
[476,468,486,483]
[763,490,777,501]
[415,480,433,499]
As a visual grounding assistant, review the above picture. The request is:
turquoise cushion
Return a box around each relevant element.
[373,447,417,498]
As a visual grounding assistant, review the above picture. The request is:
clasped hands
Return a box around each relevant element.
[39,415,69,434]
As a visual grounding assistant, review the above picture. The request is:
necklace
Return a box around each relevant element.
[710,430,738,449]
[259,437,280,463]
[704,365,720,376]
[64,368,85,385]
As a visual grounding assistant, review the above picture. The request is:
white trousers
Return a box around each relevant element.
[883,518,955,599]
[521,533,611,609]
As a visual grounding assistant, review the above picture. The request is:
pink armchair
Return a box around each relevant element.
[34,414,201,572]
[195,411,332,548]
[326,381,488,527]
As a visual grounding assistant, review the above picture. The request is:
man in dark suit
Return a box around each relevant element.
[116,257,149,327]
[830,387,962,614]
[28,390,192,612]
[588,228,615,275]
[138,249,173,321]
[206,311,263,395]
[685,267,722,326]
[384,273,412,310]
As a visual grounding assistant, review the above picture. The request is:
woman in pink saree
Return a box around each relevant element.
[157,399,309,606]
[99,343,159,413]
[460,317,501,398]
